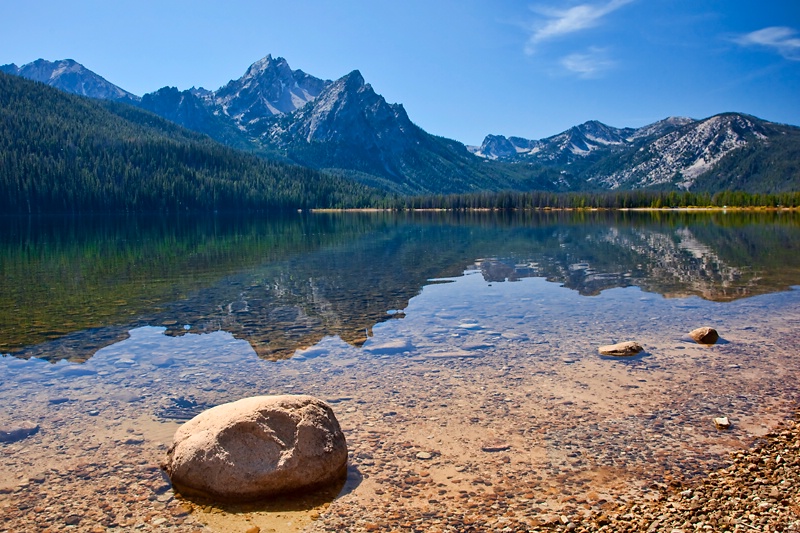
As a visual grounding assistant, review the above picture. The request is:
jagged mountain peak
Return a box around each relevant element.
[1,58,138,102]
[241,54,290,79]
[274,69,412,146]
[314,70,373,107]
[339,69,365,85]
[188,86,213,100]
[553,120,631,145]
[213,54,330,125]
[469,134,519,160]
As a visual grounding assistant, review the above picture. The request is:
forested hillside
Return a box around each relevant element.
[0,73,381,213]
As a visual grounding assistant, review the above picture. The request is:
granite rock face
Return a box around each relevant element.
[162,395,347,502]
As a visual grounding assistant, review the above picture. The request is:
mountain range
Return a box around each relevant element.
[3,56,799,195]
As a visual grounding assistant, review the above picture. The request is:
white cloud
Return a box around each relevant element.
[734,26,800,61]
[561,47,615,78]
[526,0,634,54]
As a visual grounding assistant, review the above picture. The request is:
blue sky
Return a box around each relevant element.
[1,0,798,145]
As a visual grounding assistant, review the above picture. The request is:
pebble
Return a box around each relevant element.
[713,416,731,429]
[481,441,511,452]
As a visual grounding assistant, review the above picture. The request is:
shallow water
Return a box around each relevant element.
[2,211,800,531]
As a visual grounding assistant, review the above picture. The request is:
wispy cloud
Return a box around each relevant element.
[561,47,615,78]
[525,0,634,54]
[733,26,800,61]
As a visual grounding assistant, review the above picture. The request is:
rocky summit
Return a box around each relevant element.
[0,58,138,103]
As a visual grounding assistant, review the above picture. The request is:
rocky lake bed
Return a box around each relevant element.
[2,268,800,532]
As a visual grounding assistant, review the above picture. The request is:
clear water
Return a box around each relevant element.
[2,211,800,530]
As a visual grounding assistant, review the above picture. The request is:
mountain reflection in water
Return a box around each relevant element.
[1,211,798,363]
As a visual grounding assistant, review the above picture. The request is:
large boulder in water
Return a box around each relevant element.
[162,395,347,502]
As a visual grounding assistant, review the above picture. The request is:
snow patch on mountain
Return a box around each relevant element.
[596,114,764,189]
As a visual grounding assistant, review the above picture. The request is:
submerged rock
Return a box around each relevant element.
[363,338,413,355]
[481,440,512,452]
[0,421,39,443]
[162,395,347,502]
[598,341,643,356]
[714,416,731,429]
[689,326,719,344]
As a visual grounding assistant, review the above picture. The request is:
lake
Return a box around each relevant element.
[2,210,800,531]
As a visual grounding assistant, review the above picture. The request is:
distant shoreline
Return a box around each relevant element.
[311,206,800,213]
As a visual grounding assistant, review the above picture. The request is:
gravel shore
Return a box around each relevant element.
[584,412,800,533]
[308,413,800,532]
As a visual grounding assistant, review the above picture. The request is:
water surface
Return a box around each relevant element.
[1,211,799,531]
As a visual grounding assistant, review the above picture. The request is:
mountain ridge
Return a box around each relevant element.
[1,58,139,103]
[0,71,379,213]
[471,114,799,192]
[4,56,798,195]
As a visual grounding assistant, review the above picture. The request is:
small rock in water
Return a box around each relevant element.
[150,355,176,368]
[363,339,413,355]
[0,421,39,443]
[598,341,643,356]
[481,440,511,452]
[58,366,97,377]
[714,416,731,429]
[689,326,719,344]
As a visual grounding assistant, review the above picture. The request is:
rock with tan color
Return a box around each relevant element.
[689,326,719,344]
[0,420,39,443]
[598,341,643,356]
[714,416,731,429]
[162,395,347,502]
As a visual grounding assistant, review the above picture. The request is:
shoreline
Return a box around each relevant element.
[584,411,800,532]
[311,206,800,213]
